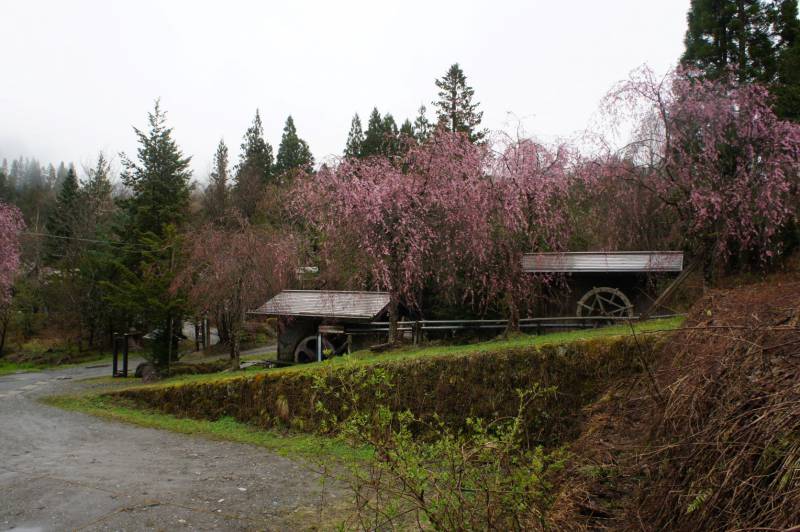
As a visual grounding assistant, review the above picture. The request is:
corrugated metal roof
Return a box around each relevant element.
[250,290,391,319]
[521,251,684,273]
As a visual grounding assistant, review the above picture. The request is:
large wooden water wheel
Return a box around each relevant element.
[576,286,634,322]
[293,335,334,363]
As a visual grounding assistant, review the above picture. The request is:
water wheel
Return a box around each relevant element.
[293,335,334,364]
[576,286,634,323]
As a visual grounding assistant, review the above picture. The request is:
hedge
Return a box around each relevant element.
[113,334,663,445]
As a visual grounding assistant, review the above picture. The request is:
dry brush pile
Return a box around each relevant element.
[554,275,800,530]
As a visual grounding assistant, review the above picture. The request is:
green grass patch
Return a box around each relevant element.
[351,316,684,362]
[0,352,112,376]
[0,359,42,376]
[42,393,369,462]
[119,317,683,391]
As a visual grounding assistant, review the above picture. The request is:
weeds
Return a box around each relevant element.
[313,366,567,530]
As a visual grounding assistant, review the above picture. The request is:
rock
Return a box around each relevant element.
[134,362,159,382]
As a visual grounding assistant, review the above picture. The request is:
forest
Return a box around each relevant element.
[1,0,800,373]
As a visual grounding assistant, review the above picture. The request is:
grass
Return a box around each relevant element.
[353,316,684,362]
[42,393,370,462]
[0,359,42,376]
[117,316,684,391]
[0,351,113,376]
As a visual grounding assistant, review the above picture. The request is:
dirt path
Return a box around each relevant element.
[0,363,344,531]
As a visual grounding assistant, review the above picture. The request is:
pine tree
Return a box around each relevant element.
[344,113,365,158]
[45,166,80,261]
[413,105,432,143]
[381,113,400,157]
[56,161,68,183]
[236,109,273,183]
[433,63,487,143]
[682,0,800,120]
[274,115,314,178]
[774,0,800,120]
[204,139,230,222]
[120,100,192,240]
[82,153,113,230]
[234,110,273,220]
[361,107,385,157]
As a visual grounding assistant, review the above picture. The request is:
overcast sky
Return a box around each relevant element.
[1,0,690,181]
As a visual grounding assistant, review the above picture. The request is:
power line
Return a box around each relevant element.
[22,231,153,251]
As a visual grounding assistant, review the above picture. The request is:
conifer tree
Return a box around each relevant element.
[682,0,800,120]
[82,153,113,229]
[381,113,400,157]
[236,109,273,183]
[274,115,314,178]
[433,63,487,143]
[413,105,432,143]
[361,107,385,157]
[120,100,192,240]
[204,139,230,222]
[56,161,68,183]
[45,166,80,261]
[344,113,365,158]
[400,119,414,139]
[234,109,273,219]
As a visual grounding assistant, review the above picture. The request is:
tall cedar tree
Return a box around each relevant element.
[361,108,402,157]
[120,100,192,240]
[413,105,432,143]
[82,153,113,230]
[344,113,364,157]
[234,110,273,220]
[236,109,273,181]
[682,0,800,119]
[274,115,314,178]
[361,108,385,157]
[44,166,80,262]
[433,63,487,143]
[117,101,191,368]
[381,113,400,157]
[204,139,230,222]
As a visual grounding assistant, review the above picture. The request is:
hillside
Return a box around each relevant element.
[554,274,800,530]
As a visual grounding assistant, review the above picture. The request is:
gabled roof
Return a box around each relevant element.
[522,251,684,273]
[250,290,391,320]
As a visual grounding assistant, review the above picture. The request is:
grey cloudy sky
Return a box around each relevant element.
[1,0,690,180]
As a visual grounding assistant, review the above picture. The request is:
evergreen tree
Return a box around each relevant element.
[204,139,230,222]
[234,109,273,220]
[120,100,192,240]
[56,161,68,183]
[44,166,80,261]
[400,119,414,138]
[274,115,314,178]
[235,109,273,183]
[433,63,487,143]
[774,0,800,120]
[114,103,191,369]
[361,107,385,157]
[0,160,13,203]
[413,105,432,143]
[381,113,400,157]
[82,153,113,230]
[344,113,365,158]
[682,0,800,119]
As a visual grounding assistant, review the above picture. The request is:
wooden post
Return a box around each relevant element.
[640,261,697,321]
[112,334,119,377]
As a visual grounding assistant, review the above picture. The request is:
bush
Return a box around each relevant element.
[113,334,663,445]
[315,367,568,530]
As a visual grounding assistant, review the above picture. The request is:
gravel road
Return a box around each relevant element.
[0,362,345,531]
